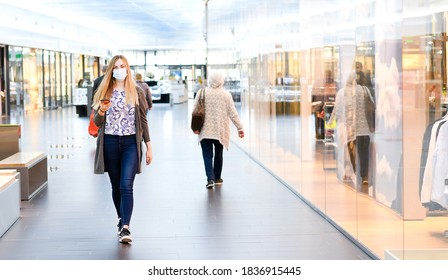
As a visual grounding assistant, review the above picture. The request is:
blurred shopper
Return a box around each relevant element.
[92,55,152,243]
[135,72,152,114]
[312,70,338,139]
[194,72,244,189]
[355,62,372,90]
[428,83,441,123]
[329,71,373,193]
[193,79,201,99]
[92,65,108,101]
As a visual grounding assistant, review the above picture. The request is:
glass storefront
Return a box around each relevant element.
[1,46,99,114]
[9,47,25,110]
[23,48,42,111]
[123,50,207,88]
[43,50,54,108]
[207,0,448,259]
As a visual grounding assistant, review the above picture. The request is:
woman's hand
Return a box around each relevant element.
[98,99,111,115]
[145,141,153,165]
[238,130,245,138]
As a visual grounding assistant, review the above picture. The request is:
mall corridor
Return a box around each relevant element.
[0,101,372,260]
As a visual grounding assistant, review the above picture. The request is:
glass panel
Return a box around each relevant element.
[22,48,40,111]
[55,52,62,107]
[66,53,73,105]
[206,0,448,259]
[43,50,51,108]
[401,4,448,260]
[363,0,403,259]
[49,51,56,108]
[93,57,99,80]
[83,55,95,85]
[60,53,68,106]
[0,46,5,116]
[40,50,57,109]
[8,46,23,109]
[36,49,44,110]
[73,54,83,88]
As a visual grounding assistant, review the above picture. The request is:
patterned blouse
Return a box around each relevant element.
[104,89,136,136]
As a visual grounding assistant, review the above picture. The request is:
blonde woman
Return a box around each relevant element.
[92,55,152,243]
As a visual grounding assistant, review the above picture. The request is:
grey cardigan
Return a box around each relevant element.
[93,87,150,174]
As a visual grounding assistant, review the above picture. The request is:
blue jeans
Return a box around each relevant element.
[103,134,138,227]
[200,139,223,181]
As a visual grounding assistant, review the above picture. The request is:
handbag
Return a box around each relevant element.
[191,88,205,133]
[88,109,99,137]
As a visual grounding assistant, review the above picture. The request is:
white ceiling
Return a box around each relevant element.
[0,0,444,54]
[0,0,212,50]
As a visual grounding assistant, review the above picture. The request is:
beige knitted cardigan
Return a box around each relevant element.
[195,86,243,149]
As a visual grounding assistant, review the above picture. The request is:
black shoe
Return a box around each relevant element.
[117,218,122,235]
[360,179,369,194]
[362,177,369,185]
[119,227,132,243]
[215,178,223,185]
[206,180,214,189]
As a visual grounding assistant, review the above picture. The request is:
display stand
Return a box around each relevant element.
[171,84,188,104]
[0,152,48,201]
[0,124,20,160]
[0,169,20,237]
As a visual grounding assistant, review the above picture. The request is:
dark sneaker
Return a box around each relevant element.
[215,178,223,185]
[119,227,132,243]
[206,180,214,189]
[362,177,369,185]
[117,218,122,235]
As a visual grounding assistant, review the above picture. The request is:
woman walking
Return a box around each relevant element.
[92,55,152,243]
[194,72,244,188]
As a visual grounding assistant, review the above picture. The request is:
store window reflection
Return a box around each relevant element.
[399,9,448,259]
[8,46,23,110]
[36,49,44,110]
[83,55,95,86]
[11,48,76,112]
[43,50,53,108]
[55,52,62,107]
[207,0,411,258]
[66,53,73,107]
[60,53,67,106]
[23,48,40,111]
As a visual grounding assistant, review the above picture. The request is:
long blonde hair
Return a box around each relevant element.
[92,55,139,109]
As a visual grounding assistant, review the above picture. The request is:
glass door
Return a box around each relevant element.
[0,46,6,116]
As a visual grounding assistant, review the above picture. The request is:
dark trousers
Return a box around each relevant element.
[104,134,138,227]
[200,139,223,181]
[314,112,325,139]
[347,135,370,180]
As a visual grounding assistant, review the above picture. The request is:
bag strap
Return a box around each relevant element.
[198,88,205,105]
[363,86,375,107]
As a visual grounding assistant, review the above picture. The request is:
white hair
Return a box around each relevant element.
[345,70,357,86]
[208,72,224,89]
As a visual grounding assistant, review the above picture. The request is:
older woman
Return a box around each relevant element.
[329,70,373,193]
[194,72,244,189]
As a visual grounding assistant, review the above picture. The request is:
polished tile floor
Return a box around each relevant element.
[0,101,372,260]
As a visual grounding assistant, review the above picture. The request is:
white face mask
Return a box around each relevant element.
[113,68,127,80]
